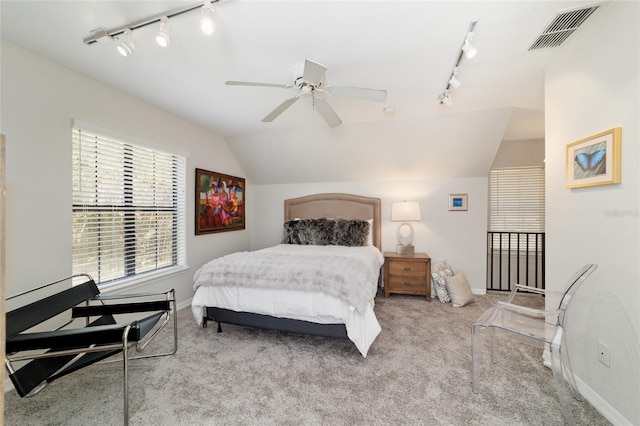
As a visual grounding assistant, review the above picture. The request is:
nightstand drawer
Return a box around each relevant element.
[389,261,426,277]
[388,275,425,291]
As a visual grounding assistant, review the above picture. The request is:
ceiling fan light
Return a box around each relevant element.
[200,2,215,35]
[156,17,171,47]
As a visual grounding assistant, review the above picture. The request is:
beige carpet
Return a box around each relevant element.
[4,293,609,425]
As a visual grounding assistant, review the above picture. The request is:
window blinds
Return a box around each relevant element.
[72,127,186,287]
[489,166,545,232]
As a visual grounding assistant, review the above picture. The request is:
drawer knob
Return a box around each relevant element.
[402,267,412,271]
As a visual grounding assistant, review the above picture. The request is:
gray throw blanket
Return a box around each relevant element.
[193,251,377,313]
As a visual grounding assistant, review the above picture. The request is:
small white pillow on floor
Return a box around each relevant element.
[444,272,475,307]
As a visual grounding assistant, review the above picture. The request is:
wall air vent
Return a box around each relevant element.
[528,4,600,51]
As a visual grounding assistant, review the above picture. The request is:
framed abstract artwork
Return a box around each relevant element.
[448,193,468,211]
[566,127,621,189]
[195,168,245,235]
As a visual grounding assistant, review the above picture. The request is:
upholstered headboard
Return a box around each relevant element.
[284,193,381,250]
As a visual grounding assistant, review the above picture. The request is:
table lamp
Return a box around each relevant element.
[391,201,421,255]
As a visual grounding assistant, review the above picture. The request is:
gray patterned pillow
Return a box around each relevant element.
[432,267,453,303]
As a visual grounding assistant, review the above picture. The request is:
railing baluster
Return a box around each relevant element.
[486,231,545,292]
[507,233,511,291]
[541,233,546,290]
[516,233,520,289]
[498,233,502,291]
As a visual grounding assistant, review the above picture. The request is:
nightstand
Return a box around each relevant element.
[383,252,431,301]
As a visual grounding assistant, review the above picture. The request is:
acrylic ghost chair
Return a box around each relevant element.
[471,264,598,425]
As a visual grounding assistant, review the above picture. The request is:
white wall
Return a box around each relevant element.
[0,41,250,306]
[491,138,544,168]
[545,2,639,424]
[250,177,489,294]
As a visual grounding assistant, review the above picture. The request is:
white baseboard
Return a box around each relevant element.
[574,375,632,426]
[541,350,631,425]
[176,297,192,311]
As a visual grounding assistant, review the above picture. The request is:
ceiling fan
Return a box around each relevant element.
[226,59,387,128]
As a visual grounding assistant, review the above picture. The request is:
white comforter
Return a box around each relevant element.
[192,244,384,357]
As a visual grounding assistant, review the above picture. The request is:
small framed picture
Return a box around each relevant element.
[449,193,468,211]
[566,127,621,188]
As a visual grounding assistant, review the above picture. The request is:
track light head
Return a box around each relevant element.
[448,67,461,88]
[155,17,171,47]
[200,1,215,35]
[116,29,135,57]
[462,32,477,59]
[439,91,453,106]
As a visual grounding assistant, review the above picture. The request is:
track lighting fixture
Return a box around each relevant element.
[200,1,215,35]
[439,21,477,106]
[155,17,171,47]
[83,1,220,53]
[116,29,135,57]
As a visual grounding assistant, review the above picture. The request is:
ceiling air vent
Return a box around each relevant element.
[528,4,600,51]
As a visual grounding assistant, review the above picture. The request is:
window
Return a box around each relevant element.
[489,166,545,251]
[72,123,186,288]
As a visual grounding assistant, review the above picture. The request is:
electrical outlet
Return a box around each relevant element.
[597,342,610,367]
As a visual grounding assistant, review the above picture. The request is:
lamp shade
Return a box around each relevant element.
[391,201,421,222]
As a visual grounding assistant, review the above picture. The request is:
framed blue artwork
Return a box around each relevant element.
[566,127,621,189]
[449,193,468,211]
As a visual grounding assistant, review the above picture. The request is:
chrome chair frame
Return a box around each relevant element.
[5,274,178,425]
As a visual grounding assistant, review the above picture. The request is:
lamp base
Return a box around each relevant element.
[396,244,414,255]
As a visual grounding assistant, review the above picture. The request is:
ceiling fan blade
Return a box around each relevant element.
[226,80,291,89]
[326,86,388,102]
[314,98,342,128]
[303,60,327,86]
[262,97,299,122]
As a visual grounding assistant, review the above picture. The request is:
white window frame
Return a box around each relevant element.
[72,121,187,290]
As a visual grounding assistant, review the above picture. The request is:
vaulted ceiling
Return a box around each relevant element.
[0,1,606,184]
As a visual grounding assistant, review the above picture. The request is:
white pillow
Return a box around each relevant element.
[431,259,448,273]
[444,272,475,307]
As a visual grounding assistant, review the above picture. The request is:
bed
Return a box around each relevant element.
[191,193,383,357]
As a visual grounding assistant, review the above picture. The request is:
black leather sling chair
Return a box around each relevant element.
[4,274,177,425]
